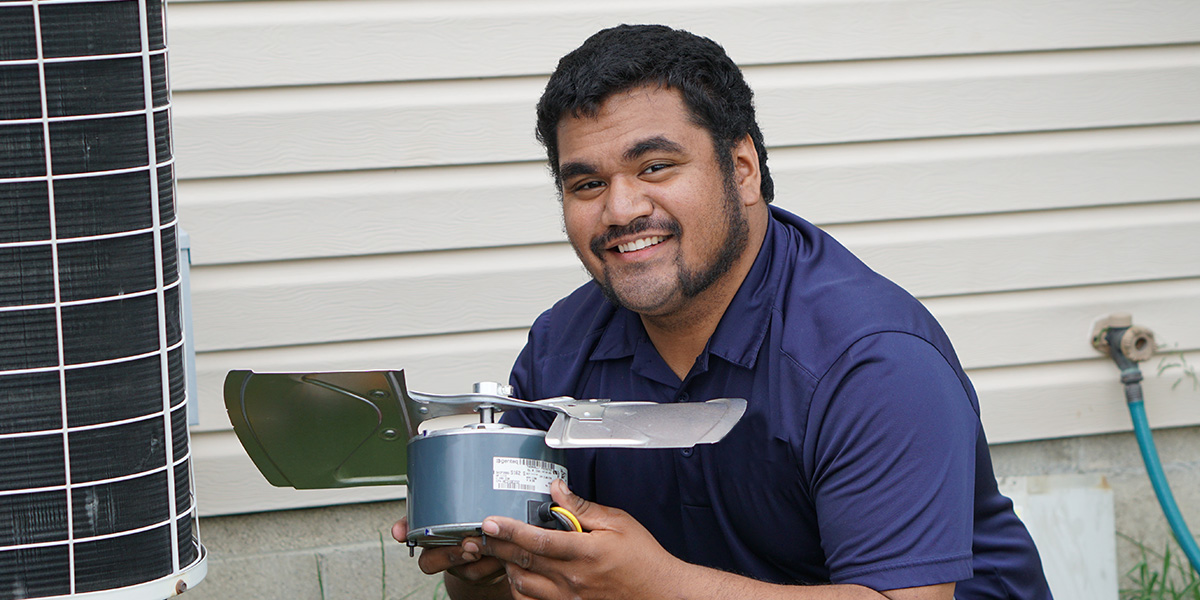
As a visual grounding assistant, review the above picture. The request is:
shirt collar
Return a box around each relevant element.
[588,211,786,374]
[705,211,781,369]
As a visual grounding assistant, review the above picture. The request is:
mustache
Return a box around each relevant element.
[589,217,682,258]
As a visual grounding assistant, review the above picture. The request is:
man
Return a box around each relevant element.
[393,24,1051,600]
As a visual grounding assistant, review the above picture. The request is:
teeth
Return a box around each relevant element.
[617,236,665,253]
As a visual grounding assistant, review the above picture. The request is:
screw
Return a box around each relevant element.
[418,407,429,414]
[369,389,388,399]
[381,428,398,440]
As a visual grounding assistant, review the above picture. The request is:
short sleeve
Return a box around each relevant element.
[806,332,977,589]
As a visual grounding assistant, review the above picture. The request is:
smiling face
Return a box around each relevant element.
[557,86,761,318]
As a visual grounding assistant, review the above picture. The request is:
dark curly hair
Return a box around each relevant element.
[535,24,774,203]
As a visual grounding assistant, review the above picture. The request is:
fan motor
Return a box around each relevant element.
[406,423,568,547]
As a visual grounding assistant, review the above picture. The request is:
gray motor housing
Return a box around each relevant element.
[406,424,567,546]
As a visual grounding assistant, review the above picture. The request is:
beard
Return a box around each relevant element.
[584,167,750,313]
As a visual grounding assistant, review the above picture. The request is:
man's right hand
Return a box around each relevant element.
[391,517,511,599]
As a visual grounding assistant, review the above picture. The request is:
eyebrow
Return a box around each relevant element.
[558,160,598,184]
[557,136,685,185]
[623,136,683,162]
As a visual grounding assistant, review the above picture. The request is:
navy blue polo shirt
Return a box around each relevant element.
[503,206,1050,597]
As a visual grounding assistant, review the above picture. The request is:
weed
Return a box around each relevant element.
[316,554,327,600]
[1119,534,1200,600]
[1155,345,1200,392]
[431,579,449,600]
[376,529,450,600]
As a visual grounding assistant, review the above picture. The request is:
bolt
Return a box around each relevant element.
[381,428,398,440]
[418,406,429,414]
[369,389,388,399]
[175,580,188,594]
[478,405,496,424]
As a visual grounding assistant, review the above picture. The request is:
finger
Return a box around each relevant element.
[390,517,408,543]
[481,516,579,562]
[474,528,550,572]
[480,516,578,561]
[460,536,489,562]
[445,556,506,584]
[550,479,619,531]
[503,561,558,600]
[416,545,486,576]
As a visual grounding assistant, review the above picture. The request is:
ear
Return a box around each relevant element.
[731,134,762,207]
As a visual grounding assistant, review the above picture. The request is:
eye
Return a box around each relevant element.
[569,179,606,196]
[640,163,674,180]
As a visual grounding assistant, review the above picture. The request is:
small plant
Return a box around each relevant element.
[1119,533,1200,600]
[376,529,451,600]
[380,531,387,600]
[316,554,327,600]
[1155,345,1200,392]
[431,579,449,600]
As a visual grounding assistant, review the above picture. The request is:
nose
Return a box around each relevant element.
[601,176,654,227]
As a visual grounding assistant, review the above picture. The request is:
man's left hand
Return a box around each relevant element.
[463,480,954,600]
[462,479,679,600]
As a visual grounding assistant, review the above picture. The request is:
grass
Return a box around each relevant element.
[1120,534,1200,600]
[317,554,326,600]
[375,530,450,600]
[1155,345,1200,392]
[431,579,449,600]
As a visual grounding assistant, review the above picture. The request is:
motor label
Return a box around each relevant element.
[492,457,568,493]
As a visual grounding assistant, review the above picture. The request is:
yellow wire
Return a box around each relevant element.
[549,506,583,532]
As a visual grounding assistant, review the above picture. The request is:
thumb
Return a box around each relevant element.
[391,517,409,543]
[550,479,614,531]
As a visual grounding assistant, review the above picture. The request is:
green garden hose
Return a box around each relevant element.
[1102,324,1200,573]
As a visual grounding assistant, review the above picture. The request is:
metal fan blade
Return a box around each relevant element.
[543,398,746,448]
[223,369,414,488]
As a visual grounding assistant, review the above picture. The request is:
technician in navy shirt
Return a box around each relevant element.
[394,24,1052,600]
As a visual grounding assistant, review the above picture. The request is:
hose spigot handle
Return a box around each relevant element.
[1091,313,1157,364]
[1091,313,1157,399]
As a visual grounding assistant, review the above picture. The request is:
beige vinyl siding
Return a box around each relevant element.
[169,0,1200,89]
[169,0,1200,515]
[181,125,1200,264]
[173,48,1200,179]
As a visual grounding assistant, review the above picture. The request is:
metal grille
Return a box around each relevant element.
[0,1,205,597]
